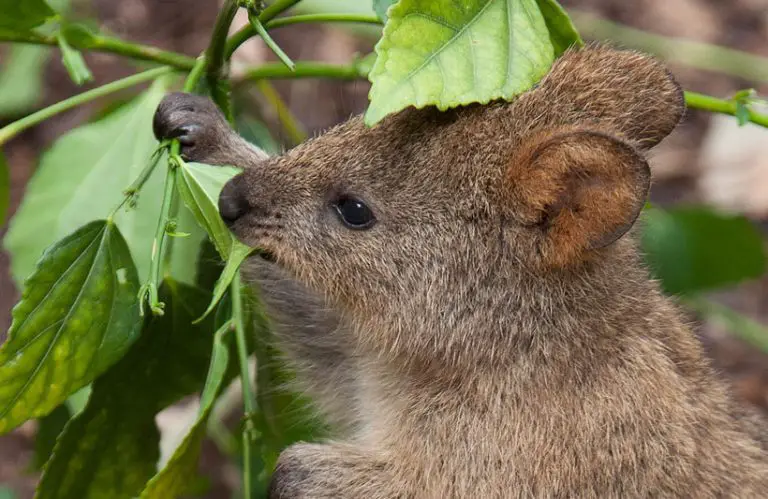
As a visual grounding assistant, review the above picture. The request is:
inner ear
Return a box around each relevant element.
[507,129,650,267]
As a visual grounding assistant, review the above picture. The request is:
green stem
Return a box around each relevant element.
[0,29,196,70]
[239,61,366,82]
[254,80,307,145]
[571,10,768,84]
[138,156,178,316]
[685,91,768,128]
[231,273,257,499]
[225,0,303,59]
[260,0,303,23]
[138,57,207,316]
[109,144,167,218]
[249,12,295,70]
[0,66,176,145]
[265,13,382,30]
[205,0,241,120]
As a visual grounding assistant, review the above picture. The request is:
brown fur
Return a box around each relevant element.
[154,43,768,498]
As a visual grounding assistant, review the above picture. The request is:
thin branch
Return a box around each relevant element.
[239,61,367,82]
[685,91,768,128]
[0,66,178,145]
[0,29,196,70]
[205,0,241,120]
[259,0,303,23]
[248,12,295,70]
[254,80,307,145]
[571,10,768,84]
[225,0,305,59]
[265,13,383,30]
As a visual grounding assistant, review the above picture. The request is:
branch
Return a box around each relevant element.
[226,0,318,59]
[685,91,768,128]
[0,66,178,145]
[571,10,768,84]
[0,29,196,71]
[265,13,382,30]
[205,0,241,108]
[239,61,367,82]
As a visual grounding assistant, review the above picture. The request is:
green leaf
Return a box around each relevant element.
[57,33,93,85]
[534,0,582,55]
[373,0,396,22]
[0,486,16,499]
[365,0,581,126]
[0,152,8,227]
[735,101,750,126]
[177,161,243,259]
[0,220,141,435]
[139,320,234,499]
[31,404,71,471]
[0,0,56,31]
[641,206,767,295]
[4,78,203,288]
[0,44,50,117]
[235,114,281,156]
[196,242,255,323]
[36,280,218,499]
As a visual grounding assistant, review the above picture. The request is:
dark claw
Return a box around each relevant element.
[152,92,228,161]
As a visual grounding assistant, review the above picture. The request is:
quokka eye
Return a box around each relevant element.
[334,195,376,230]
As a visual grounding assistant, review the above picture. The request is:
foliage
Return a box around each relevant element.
[0,0,767,498]
[365,0,582,125]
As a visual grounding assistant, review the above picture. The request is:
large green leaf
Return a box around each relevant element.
[0,0,55,31]
[36,280,218,499]
[0,45,50,117]
[3,78,204,287]
[641,206,767,295]
[140,320,235,499]
[0,220,141,435]
[0,152,8,227]
[365,0,581,125]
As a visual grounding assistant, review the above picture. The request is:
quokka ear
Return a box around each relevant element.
[506,129,650,268]
[513,44,686,150]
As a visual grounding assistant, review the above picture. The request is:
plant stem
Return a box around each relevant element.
[254,80,307,145]
[571,10,768,84]
[205,0,241,120]
[231,273,257,499]
[260,0,303,23]
[240,61,367,82]
[138,156,178,316]
[225,0,303,59]
[138,58,207,316]
[109,144,167,218]
[0,66,176,145]
[249,12,295,70]
[265,13,382,30]
[0,30,196,70]
[685,91,768,128]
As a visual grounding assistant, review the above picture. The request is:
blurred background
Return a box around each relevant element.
[2,0,768,497]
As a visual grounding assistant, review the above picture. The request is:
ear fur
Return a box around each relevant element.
[512,43,686,150]
[507,129,650,268]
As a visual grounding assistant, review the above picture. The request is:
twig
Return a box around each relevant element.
[0,29,197,70]
[0,66,177,145]
[571,10,768,84]
[685,91,768,128]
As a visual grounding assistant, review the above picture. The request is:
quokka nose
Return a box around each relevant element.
[219,177,249,225]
